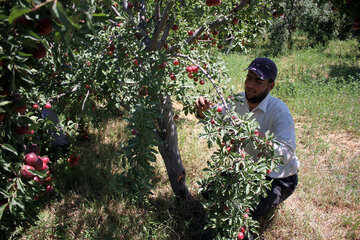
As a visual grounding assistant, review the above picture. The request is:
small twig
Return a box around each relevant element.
[52,84,80,102]
[111,5,121,17]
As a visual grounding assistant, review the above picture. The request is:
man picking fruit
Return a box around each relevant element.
[195,57,300,235]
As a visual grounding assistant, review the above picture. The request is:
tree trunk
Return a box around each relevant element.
[157,95,192,200]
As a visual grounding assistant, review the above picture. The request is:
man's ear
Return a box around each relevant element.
[269,81,275,91]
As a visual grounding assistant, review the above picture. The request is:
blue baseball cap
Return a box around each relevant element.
[244,57,278,82]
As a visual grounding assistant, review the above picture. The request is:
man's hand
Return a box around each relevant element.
[195,97,213,118]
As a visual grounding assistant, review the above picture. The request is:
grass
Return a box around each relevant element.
[17,39,360,240]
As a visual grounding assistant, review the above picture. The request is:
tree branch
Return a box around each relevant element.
[122,0,133,21]
[147,1,174,51]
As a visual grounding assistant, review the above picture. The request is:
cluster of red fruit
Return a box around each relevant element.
[15,16,53,59]
[68,153,80,167]
[20,145,53,194]
[206,0,221,7]
[186,65,205,85]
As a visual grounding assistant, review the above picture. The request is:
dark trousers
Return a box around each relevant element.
[252,174,298,220]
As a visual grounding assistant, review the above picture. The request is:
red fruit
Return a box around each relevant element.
[237,232,245,240]
[133,59,139,65]
[85,84,90,89]
[244,213,249,218]
[36,18,53,35]
[46,185,53,193]
[188,30,194,36]
[272,11,278,18]
[232,18,239,25]
[353,24,360,30]
[42,156,50,164]
[170,74,176,80]
[107,51,114,56]
[33,104,39,110]
[199,80,205,85]
[186,66,193,72]
[13,105,26,113]
[132,129,137,135]
[0,113,5,123]
[173,59,180,65]
[212,30,219,36]
[188,72,194,79]
[27,130,34,135]
[41,162,49,171]
[32,43,47,59]
[191,66,199,73]
[117,23,122,27]
[206,0,221,6]
[109,45,116,51]
[21,165,35,178]
[226,146,232,152]
[254,130,260,136]
[85,61,90,66]
[266,169,272,175]
[171,25,179,31]
[13,125,29,135]
[33,176,43,184]
[45,103,51,109]
[194,78,198,82]
[211,118,215,124]
[128,2,134,9]
[158,62,167,69]
[174,114,179,120]
[331,6,338,13]
[25,153,38,165]
[217,105,223,112]
[218,45,223,49]
[240,226,246,233]
[15,15,33,27]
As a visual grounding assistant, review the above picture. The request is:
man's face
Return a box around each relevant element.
[245,70,274,104]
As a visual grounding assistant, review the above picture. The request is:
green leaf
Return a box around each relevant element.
[245,183,250,195]
[1,144,18,156]
[0,100,12,106]
[0,203,8,220]
[8,6,30,24]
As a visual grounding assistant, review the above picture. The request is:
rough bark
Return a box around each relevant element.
[156,95,192,200]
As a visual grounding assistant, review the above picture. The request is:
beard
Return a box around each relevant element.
[245,88,270,104]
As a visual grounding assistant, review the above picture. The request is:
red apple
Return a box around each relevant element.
[232,18,239,25]
[170,74,176,80]
[13,125,29,135]
[13,104,26,114]
[109,45,116,51]
[42,156,50,164]
[174,114,179,120]
[46,185,53,193]
[21,165,35,178]
[36,18,53,35]
[211,118,215,124]
[45,102,51,109]
[32,43,47,59]
[266,169,272,175]
[272,11,278,18]
[128,2,134,9]
[188,30,194,36]
[254,130,260,136]
[15,15,33,27]
[199,80,205,85]
[107,51,114,56]
[171,25,179,31]
[212,30,219,36]
[237,232,244,240]
[173,59,179,65]
[217,105,223,112]
[240,226,246,233]
[33,104,39,110]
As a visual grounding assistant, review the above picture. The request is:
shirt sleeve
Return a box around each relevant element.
[270,108,296,165]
